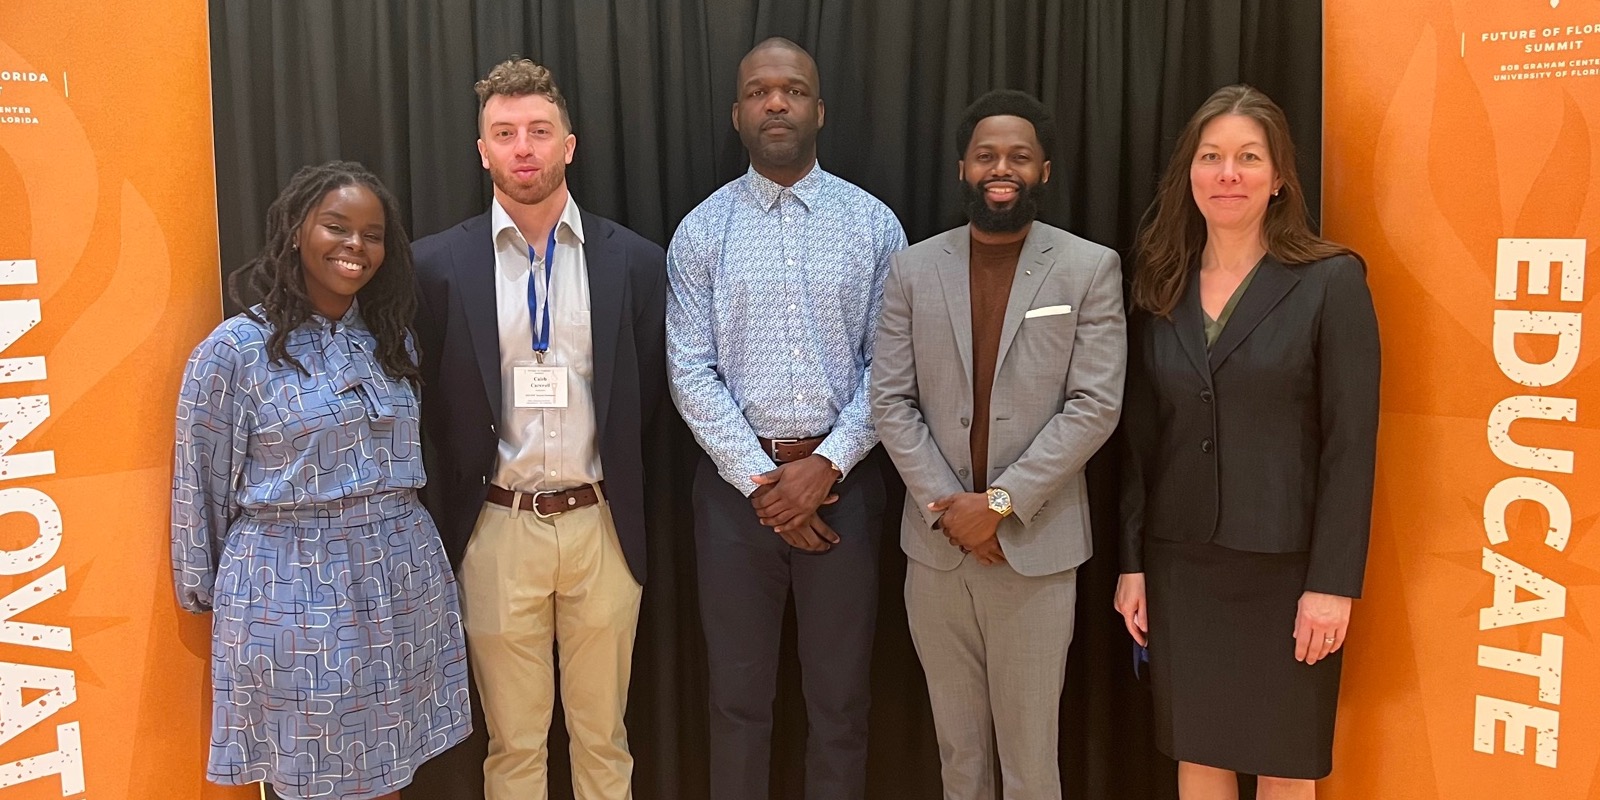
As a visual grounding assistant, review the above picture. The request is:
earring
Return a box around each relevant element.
[1272,188,1280,196]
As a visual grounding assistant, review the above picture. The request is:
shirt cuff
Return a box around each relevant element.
[724,450,777,497]
[813,437,858,480]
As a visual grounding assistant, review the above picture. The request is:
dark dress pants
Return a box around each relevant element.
[693,453,885,800]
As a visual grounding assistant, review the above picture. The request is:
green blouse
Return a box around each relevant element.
[1203,266,1260,349]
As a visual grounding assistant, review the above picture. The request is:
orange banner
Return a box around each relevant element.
[0,2,247,799]
[1325,1,1600,797]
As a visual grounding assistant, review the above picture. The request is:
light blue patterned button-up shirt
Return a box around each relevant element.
[668,164,906,496]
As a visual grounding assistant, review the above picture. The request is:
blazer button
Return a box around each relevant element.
[958,468,969,477]
[1201,438,1214,453]
[1199,389,1213,403]
[960,417,970,428]
[481,475,488,485]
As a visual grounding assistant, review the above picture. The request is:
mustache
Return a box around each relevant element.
[761,118,794,131]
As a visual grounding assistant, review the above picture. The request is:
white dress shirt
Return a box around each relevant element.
[491,193,603,492]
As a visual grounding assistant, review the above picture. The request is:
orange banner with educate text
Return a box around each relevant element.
[1325,1,1600,797]
[0,2,248,799]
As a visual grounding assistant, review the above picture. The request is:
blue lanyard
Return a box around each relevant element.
[527,225,558,360]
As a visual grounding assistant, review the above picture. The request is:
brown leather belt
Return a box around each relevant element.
[486,481,605,518]
[757,435,826,464]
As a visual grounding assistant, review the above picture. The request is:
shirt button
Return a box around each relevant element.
[787,259,796,266]
[793,348,801,356]
[549,431,558,438]
[549,470,558,477]
[1201,438,1214,453]
[795,393,804,401]
[789,304,797,311]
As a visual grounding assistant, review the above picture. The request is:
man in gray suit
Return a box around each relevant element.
[870,90,1125,799]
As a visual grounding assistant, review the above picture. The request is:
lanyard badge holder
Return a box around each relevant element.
[513,226,570,409]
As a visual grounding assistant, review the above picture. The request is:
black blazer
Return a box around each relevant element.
[411,209,667,583]
[1119,254,1380,597]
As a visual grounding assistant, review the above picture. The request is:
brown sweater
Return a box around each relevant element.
[968,236,1024,489]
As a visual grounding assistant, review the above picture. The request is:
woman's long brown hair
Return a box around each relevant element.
[1130,84,1354,316]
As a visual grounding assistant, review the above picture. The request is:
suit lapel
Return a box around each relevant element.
[1207,255,1299,372]
[993,224,1056,373]
[1172,269,1212,384]
[458,213,504,424]
[936,228,974,388]
[582,211,622,444]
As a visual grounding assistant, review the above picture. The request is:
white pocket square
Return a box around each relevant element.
[1024,304,1074,319]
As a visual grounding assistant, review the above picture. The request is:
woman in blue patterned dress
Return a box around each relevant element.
[171,161,471,800]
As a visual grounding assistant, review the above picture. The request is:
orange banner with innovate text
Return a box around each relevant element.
[1325,1,1600,797]
[0,2,248,799]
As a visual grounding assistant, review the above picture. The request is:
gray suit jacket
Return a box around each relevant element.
[870,222,1125,576]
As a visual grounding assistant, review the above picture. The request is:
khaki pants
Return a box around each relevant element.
[460,496,642,800]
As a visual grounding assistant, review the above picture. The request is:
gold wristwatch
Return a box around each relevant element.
[985,487,1013,518]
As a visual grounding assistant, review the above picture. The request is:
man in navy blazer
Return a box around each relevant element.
[411,58,666,800]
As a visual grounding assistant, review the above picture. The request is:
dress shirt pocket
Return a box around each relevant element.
[1023,304,1074,319]
[566,309,596,378]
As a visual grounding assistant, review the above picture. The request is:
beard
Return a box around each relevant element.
[740,119,816,170]
[489,157,566,206]
[963,178,1041,234]
[754,137,804,167]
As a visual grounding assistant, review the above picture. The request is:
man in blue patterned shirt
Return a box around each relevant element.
[666,37,906,800]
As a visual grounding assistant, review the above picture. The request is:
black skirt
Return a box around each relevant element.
[1145,537,1343,779]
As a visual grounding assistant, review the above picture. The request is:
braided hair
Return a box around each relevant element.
[228,160,421,384]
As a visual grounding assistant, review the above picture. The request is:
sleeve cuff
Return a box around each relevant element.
[813,438,856,480]
[991,472,1041,523]
[724,451,777,497]
[177,587,213,614]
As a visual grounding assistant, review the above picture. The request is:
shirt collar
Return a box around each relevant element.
[742,162,826,213]
[490,191,587,253]
[293,299,365,332]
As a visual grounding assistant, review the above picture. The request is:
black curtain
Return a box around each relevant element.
[208,2,1321,798]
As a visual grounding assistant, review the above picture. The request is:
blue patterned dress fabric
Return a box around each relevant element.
[667,164,906,495]
[171,304,470,800]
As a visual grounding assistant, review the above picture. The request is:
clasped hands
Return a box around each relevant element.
[929,492,1006,566]
[750,455,840,552]
[750,459,1008,565]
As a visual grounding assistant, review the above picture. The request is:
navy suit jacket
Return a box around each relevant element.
[412,208,667,583]
[1119,254,1381,597]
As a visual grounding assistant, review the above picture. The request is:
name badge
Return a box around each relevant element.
[513,364,569,408]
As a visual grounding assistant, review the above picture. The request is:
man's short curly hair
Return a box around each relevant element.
[474,58,572,132]
[956,89,1055,162]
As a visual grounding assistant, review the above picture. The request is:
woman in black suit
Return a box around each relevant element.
[1114,84,1380,799]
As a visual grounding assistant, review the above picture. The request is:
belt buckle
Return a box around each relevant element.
[767,437,801,461]
[531,489,566,519]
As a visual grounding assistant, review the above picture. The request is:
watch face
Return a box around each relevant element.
[988,490,1009,512]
